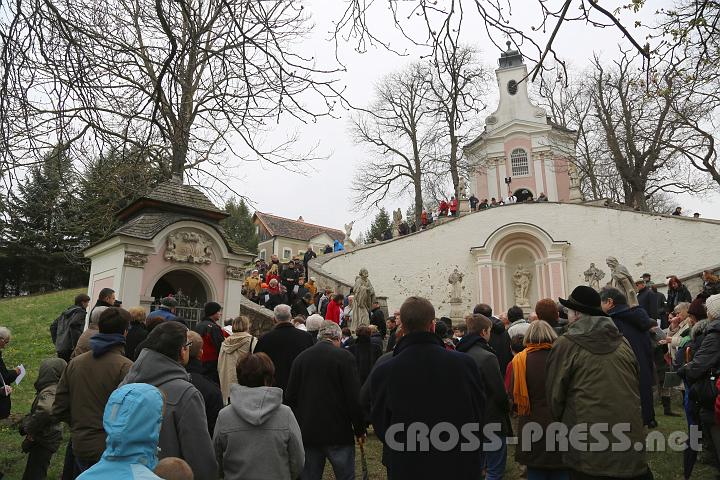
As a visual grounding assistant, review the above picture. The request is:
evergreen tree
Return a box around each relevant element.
[76,147,168,245]
[221,198,258,253]
[366,207,391,242]
[0,147,87,294]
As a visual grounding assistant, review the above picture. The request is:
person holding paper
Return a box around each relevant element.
[0,326,21,420]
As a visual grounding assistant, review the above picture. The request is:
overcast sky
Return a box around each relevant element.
[216,0,720,236]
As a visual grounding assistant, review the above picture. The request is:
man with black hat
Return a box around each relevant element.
[192,302,227,384]
[546,286,652,480]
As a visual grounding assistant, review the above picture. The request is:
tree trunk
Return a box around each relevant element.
[414,173,423,227]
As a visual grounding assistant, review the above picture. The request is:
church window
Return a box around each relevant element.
[510,148,530,177]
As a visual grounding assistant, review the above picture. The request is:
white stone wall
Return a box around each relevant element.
[321,203,720,316]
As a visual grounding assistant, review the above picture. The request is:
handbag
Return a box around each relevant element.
[689,369,719,409]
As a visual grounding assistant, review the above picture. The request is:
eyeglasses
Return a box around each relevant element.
[184,340,193,348]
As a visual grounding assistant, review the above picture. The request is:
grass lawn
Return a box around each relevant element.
[0,289,716,479]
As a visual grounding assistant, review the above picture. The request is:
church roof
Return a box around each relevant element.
[116,180,227,221]
[253,212,344,242]
[463,117,575,151]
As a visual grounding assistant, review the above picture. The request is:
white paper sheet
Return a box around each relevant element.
[14,364,26,385]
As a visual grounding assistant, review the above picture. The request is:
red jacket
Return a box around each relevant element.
[449,199,458,212]
[325,301,341,324]
[439,201,449,214]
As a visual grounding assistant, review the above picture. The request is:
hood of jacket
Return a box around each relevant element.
[456,333,494,354]
[229,384,283,426]
[608,305,655,332]
[89,333,126,358]
[221,332,253,355]
[564,315,624,354]
[34,357,67,392]
[101,383,164,470]
[692,319,712,340]
[123,348,190,387]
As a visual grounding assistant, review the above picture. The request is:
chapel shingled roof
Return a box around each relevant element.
[116,179,227,220]
[253,212,344,242]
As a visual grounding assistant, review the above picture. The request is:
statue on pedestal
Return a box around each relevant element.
[447,268,465,324]
[343,221,356,249]
[583,263,606,291]
[351,268,375,332]
[605,256,639,306]
[392,208,403,237]
[512,264,532,307]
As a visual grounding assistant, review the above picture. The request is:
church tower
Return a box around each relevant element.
[464,43,581,203]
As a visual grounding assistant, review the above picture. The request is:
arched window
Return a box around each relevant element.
[510,148,529,177]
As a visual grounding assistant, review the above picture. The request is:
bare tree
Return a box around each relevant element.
[428,39,489,200]
[591,51,715,210]
[350,63,440,226]
[0,0,342,186]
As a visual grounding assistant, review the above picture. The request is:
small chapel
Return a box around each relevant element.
[309,45,720,319]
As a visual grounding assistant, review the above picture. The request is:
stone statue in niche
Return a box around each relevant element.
[605,256,639,306]
[448,268,464,303]
[351,268,375,332]
[583,263,606,291]
[164,230,213,264]
[512,264,532,306]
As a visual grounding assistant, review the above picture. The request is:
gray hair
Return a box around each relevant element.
[317,320,342,341]
[673,302,691,315]
[274,304,292,322]
[0,326,10,341]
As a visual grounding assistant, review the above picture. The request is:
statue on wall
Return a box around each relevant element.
[512,264,532,306]
[458,178,468,199]
[605,256,639,306]
[343,221,356,249]
[164,230,213,264]
[351,268,375,331]
[583,263,606,291]
[392,208,403,237]
[448,268,464,303]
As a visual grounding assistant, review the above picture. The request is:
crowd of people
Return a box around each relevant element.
[1,269,720,479]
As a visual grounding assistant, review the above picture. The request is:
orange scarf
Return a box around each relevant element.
[511,343,553,416]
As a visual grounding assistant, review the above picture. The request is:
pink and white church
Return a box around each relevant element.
[309,46,720,318]
[464,44,582,204]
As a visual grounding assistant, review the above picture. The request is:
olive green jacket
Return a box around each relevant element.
[546,315,648,478]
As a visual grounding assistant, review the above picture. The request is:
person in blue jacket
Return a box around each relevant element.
[78,383,164,480]
[333,239,345,252]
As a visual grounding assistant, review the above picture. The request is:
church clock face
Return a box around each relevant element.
[507,80,518,95]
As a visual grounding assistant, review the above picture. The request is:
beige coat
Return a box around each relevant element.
[218,332,256,404]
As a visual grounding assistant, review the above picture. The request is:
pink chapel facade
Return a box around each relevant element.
[464,45,582,205]
[84,180,255,325]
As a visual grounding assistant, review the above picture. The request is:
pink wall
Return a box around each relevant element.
[504,137,536,197]
[554,157,571,201]
[475,166,489,201]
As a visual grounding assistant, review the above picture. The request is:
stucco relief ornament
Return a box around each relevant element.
[583,263,606,291]
[164,231,213,264]
[226,266,244,280]
[447,268,464,303]
[124,252,148,268]
[512,264,532,307]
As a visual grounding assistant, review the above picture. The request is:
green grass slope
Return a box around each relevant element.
[0,289,715,479]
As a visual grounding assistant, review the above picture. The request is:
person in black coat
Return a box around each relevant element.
[193,302,227,384]
[50,294,90,362]
[369,297,485,480]
[667,275,693,309]
[286,320,366,479]
[636,280,659,320]
[601,287,657,427]
[369,302,386,337]
[125,307,149,360]
[0,327,20,420]
[254,304,314,394]
[186,331,223,437]
[282,261,300,301]
[473,303,512,374]
[347,326,382,385]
